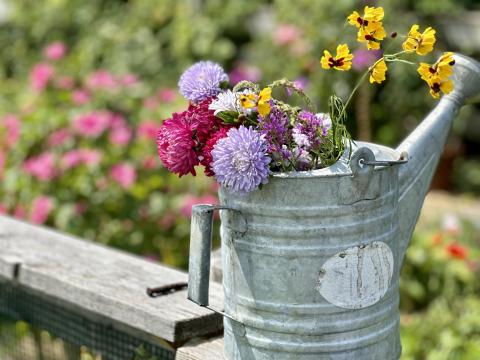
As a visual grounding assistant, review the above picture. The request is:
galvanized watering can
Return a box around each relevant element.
[187,54,480,359]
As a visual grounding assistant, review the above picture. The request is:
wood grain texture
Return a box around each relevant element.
[0,215,223,344]
[176,336,225,360]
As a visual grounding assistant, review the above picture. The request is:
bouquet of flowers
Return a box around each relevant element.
[156,6,455,195]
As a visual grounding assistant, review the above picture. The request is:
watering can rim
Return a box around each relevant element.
[270,141,402,179]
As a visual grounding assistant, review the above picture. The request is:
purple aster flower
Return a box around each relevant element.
[258,105,290,151]
[293,111,328,151]
[178,61,229,103]
[212,126,271,195]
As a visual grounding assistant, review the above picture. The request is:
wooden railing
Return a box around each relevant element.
[0,215,224,359]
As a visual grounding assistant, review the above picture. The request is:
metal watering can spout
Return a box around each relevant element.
[396,54,480,262]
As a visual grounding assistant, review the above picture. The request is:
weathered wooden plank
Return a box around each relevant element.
[0,215,223,344]
[176,336,225,360]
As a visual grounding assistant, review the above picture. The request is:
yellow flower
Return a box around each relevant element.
[239,93,257,109]
[428,77,453,99]
[320,44,353,71]
[357,23,386,50]
[257,87,272,117]
[240,88,272,117]
[417,52,455,99]
[369,59,387,84]
[347,6,384,29]
[402,24,436,55]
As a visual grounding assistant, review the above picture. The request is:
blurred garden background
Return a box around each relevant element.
[0,0,479,359]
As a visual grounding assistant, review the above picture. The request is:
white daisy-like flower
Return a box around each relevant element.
[209,90,239,115]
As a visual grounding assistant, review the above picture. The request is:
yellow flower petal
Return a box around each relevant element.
[402,24,436,55]
[347,11,361,27]
[320,45,353,71]
[357,24,386,50]
[259,87,272,102]
[369,59,387,84]
[257,101,271,117]
[363,6,384,22]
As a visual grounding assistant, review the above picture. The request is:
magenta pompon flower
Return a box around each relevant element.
[212,126,270,195]
[156,112,199,177]
[178,61,228,103]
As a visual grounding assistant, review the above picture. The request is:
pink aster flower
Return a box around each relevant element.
[72,89,91,105]
[110,163,137,189]
[156,112,199,177]
[43,42,67,61]
[23,152,56,181]
[1,115,20,148]
[0,202,7,215]
[109,126,132,146]
[137,120,158,140]
[30,63,55,91]
[72,111,109,137]
[86,70,118,90]
[30,196,54,225]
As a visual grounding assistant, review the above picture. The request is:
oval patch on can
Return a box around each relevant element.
[317,241,394,309]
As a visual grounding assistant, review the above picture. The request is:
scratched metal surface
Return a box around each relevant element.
[188,54,480,360]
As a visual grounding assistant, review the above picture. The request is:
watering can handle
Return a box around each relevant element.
[187,204,231,307]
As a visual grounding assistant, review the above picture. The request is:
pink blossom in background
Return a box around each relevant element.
[180,194,218,218]
[143,96,160,110]
[143,253,159,262]
[48,128,71,146]
[159,212,176,229]
[273,24,301,46]
[81,149,102,166]
[55,76,74,89]
[14,205,26,219]
[119,73,139,87]
[0,151,4,179]
[108,113,127,128]
[2,115,21,148]
[43,42,67,61]
[30,196,53,225]
[86,70,117,90]
[229,64,262,85]
[75,202,87,215]
[72,111,109,137]
[110,163,137,189]
[60,150,82,169]
[30,63,55,91]
[72,89,91,105]
[142,155,158,170]
[352,49,383,71]
[158,88,177,103]
[109,126,132,146]
[137,120,158,140]
[0,202,7,215]
[23,153,56,181]
[61,149,102,169]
